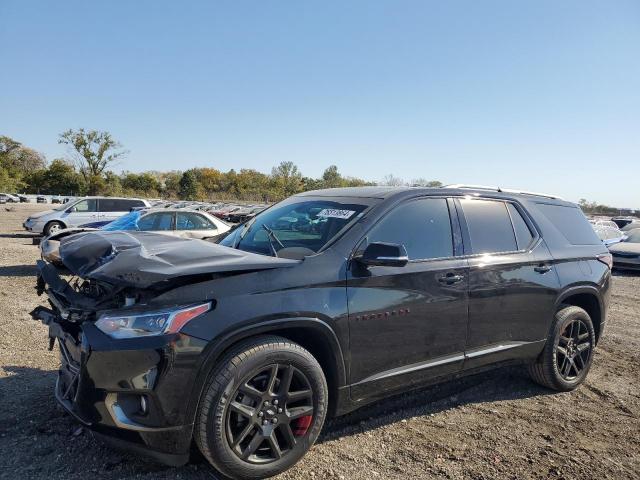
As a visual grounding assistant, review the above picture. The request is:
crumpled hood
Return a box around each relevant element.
[58,230,299,288]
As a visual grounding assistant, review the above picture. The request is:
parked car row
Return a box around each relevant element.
[148,200,270,223]
[588,216,640,271]
[1,193,18,203]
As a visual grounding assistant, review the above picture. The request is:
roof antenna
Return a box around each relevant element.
[497,186,503,192]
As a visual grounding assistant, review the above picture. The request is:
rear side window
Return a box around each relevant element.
[536,203,601,245]
[366,198,453,260]
[176,212,216,230]
[137,212,174,231]
[460,199,517,254]
[507,203,534,249]
[99,198,145,212]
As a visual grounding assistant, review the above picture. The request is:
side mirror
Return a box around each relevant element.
[355,242,409,267]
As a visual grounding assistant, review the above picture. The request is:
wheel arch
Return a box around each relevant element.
[556,286,604,343]
[186,318,347,426]
[44,219,67,232]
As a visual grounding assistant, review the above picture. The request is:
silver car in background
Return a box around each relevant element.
[23,196,150,236]
[40,208,231,265]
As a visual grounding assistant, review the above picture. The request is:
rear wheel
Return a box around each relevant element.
[529,305,596,391]
[195,336,328,480]
[44,221,64,236]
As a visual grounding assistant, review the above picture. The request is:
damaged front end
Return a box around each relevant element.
[30,230,296,464]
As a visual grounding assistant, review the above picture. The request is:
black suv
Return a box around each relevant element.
[32,186,611,479]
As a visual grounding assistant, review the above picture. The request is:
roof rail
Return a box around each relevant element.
[445,184,562,200]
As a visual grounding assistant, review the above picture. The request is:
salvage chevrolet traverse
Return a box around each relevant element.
[32,186,611,480]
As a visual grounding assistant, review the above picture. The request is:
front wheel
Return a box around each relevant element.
[44,221,64,236]
[195,336,328,480]
[529,305,596,391]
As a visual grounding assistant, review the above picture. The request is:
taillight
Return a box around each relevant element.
[597,253,613,270]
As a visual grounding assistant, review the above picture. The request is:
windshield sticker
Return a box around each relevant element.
[317,208,356,219]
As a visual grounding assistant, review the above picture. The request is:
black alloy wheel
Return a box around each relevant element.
[195,336,327,480]
[226,363,314,463]
[555,318,592,381]
[529,305,596,391]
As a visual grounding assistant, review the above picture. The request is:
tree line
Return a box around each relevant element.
[1,130,443,202]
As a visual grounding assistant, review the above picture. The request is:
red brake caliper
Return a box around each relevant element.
[293,415,313,436]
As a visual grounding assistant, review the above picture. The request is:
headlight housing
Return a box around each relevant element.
[96,303,211,339]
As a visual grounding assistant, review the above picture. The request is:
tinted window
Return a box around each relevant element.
[72,199,97,212]
[99,198,144,212]
[367,198,453,260]
[460,199,517,254]
[507,203,534,249]
[137,212,174,231]
[537,203,601,245]
[124,199,146,209]
[98,198,118,212]
[176,212,216,230]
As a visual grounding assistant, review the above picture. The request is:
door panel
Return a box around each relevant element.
[457,198,561,368]
[348,258,468,400]
[346,197,469,401]
[464,241,559,367]
[64,199,98,227]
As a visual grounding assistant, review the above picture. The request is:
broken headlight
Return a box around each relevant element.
[95,303,211,339]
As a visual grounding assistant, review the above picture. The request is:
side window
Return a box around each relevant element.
[536,203,601,245]
[507,203,534,249]
[117,199,144,211]
[460,199,517,254]
[72,199,97,212]
[176,213,215,231]
[137,213,173,231]
[366,198,453,260]
[98,198,118,212]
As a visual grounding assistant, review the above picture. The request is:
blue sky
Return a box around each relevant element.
[1,1,639,207]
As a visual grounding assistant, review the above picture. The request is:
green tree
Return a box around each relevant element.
[179,169,200,200]
[24,159,85,195]
[59,129,127,195]
[271,161,302,197]
[162,171,182,198]
[103,171,123,196]
[321,165,343,188]
[0,135,46,191]
[121,172,161,195]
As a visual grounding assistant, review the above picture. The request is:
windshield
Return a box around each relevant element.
[220,198,369,257]
[101,210,142,231]
[53,201,70,211]
[625,229,640,243]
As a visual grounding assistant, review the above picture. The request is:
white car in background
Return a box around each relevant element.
[23,196,150,236]
[40,208,232,265]
[0,193,20,203]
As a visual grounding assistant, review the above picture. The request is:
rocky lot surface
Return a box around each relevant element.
[0,203,638,479]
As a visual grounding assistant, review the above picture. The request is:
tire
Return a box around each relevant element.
[44,221,64,236]
[194,336,328,480]
[528,305,596,391]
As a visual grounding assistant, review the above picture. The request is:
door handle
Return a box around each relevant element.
[438,273,464,285]
[534,264,552,274]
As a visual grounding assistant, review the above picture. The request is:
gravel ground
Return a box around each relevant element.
[1,203,639,479]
